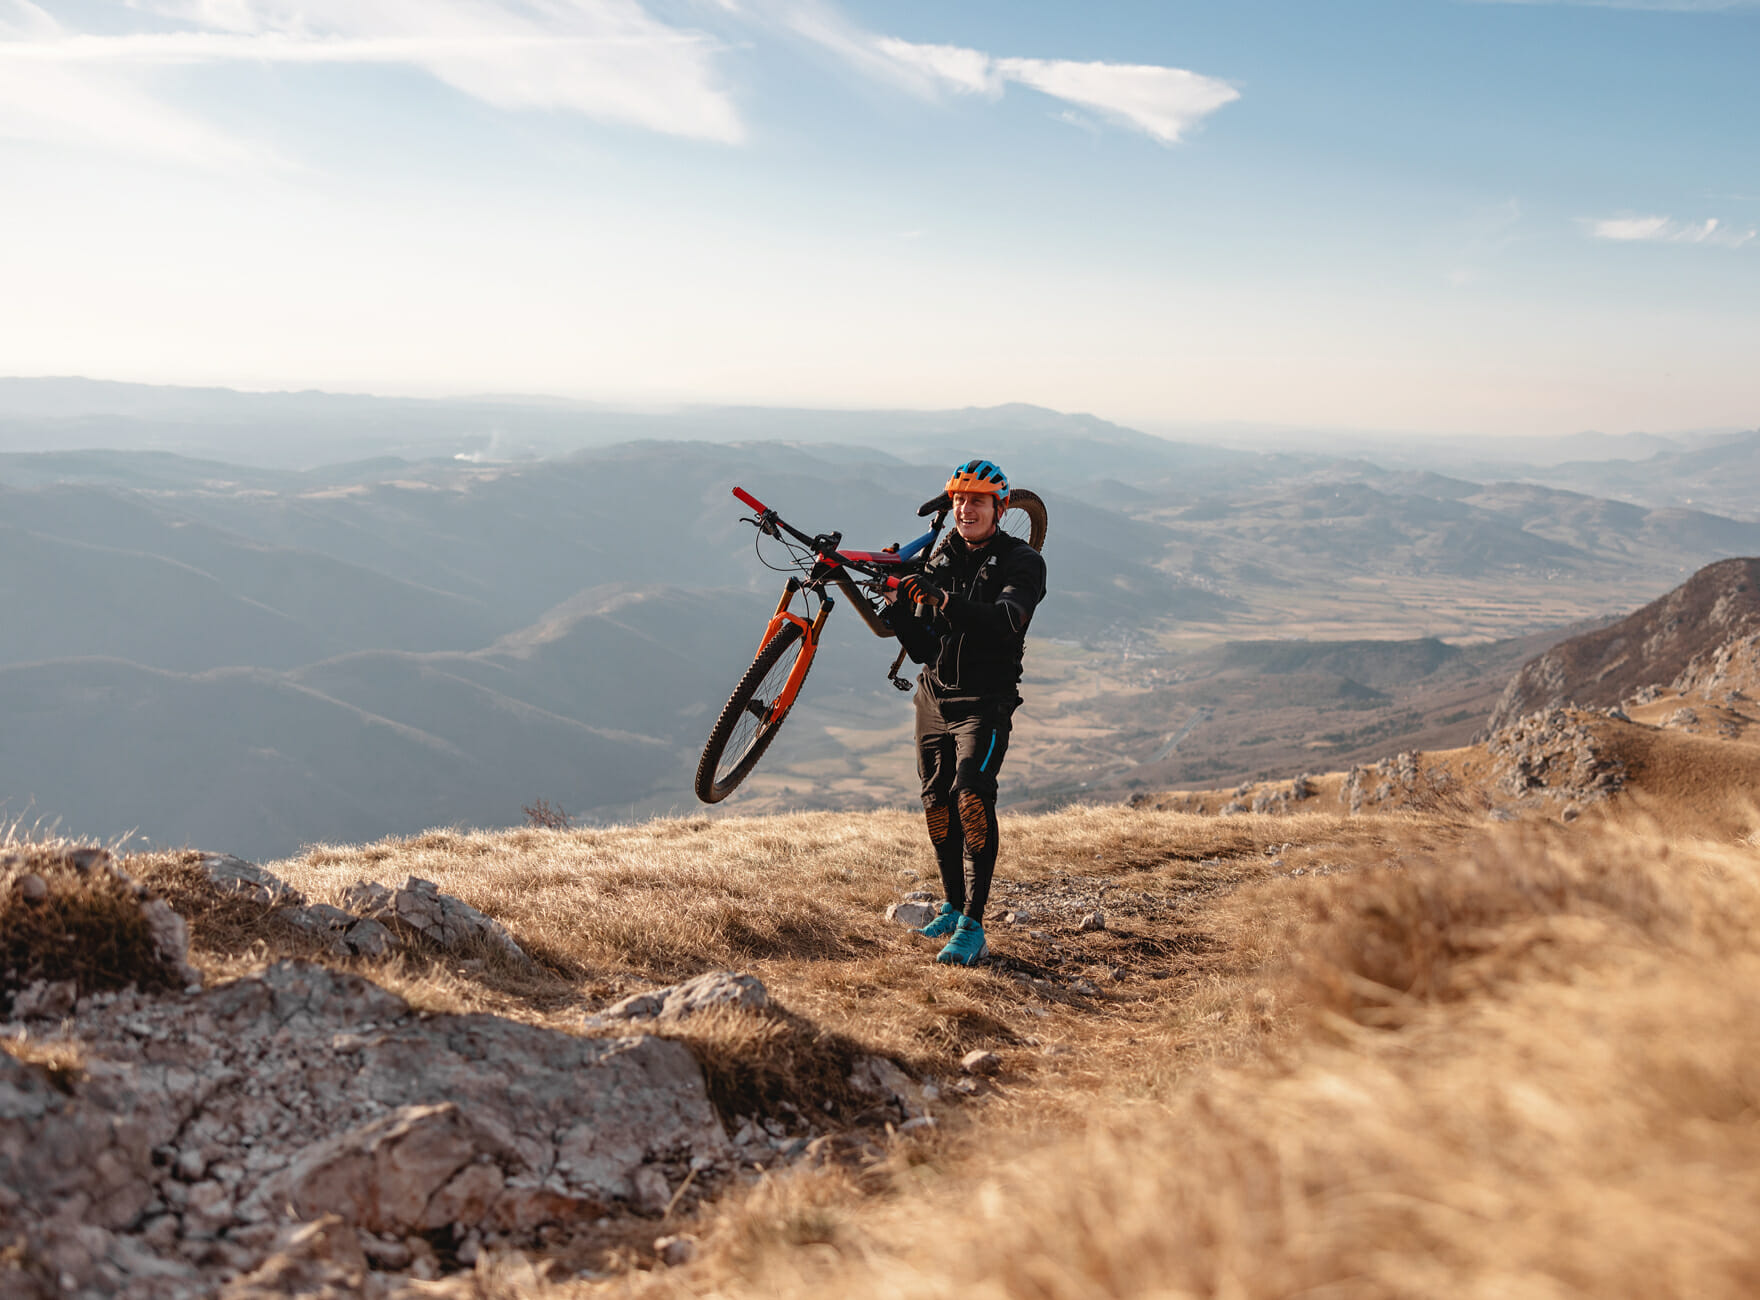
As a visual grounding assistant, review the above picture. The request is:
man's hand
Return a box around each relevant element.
[898,573,946,609]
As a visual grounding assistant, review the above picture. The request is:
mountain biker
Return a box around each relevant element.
[881,458,1047,965]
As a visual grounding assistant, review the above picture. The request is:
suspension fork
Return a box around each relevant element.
[754,578,835,717]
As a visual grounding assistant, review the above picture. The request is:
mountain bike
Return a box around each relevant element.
[694,484,1048,803]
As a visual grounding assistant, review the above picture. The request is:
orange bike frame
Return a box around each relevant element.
[753,581,832,718]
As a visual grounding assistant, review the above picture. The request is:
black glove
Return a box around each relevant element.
[898,573,946,609]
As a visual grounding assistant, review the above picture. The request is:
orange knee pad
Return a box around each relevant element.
[957,789,990,854]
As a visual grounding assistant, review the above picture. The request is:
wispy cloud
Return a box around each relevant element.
[1585,214,1757,246]
[769,3,1237,145]
[0,1,263,165]
[1,0,1237,168]
[0,0,743,164]
[991,56,1239,145]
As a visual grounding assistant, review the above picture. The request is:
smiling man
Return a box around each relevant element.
[881,458,1048,966]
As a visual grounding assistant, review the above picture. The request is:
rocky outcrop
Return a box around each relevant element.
[1485,708,1626,806]
[1489,557,1760,729]
[1672,630,1760,702]
[1339,752,1421,814]
[198,855,534,969]
[0,961,729,1296]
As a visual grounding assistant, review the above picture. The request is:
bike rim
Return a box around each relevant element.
[1000,503,1038,547]
[716,639,801,782]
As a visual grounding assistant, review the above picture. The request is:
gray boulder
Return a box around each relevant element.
[344,876,535,970]
[886,901,937,928]
[587,971,770,1028]
[201,854,305,908]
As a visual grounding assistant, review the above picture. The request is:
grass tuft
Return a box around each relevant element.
[0,841,184,1011]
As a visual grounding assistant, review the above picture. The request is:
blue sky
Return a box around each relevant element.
[1,0,1755,437]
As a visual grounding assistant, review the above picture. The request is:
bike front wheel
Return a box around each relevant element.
[694,620,815,803]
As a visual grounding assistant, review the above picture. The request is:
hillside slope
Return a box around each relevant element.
[1490,556,1760,727]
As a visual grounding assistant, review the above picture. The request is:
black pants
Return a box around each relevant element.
[915,687,1014,926]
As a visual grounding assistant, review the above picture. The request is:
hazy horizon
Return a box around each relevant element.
[0,374,1751,455]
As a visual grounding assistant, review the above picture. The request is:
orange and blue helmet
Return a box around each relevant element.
[945,458,1008,506]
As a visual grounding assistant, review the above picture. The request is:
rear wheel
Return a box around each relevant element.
[1000,488,1048,552]
[695,621,814,803]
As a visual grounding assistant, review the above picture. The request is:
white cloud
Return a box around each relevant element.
[1586,214,1756,246]
[872,37,1001,97]
[0,0,744,163]
[854,30,1237,145]
[744,1,1236,144]
[994,57,1240,145]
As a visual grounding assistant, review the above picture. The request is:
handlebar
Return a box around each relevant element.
[731,485,848,558]
[731,483,938,640]
[730,484,932,586]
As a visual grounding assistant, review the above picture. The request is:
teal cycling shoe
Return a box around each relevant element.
[935,916,987,966]
[914,902,960,940]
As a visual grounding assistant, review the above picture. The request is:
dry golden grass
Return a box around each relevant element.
[541,816,1760,1300]
[257,807,1440,1099]
[38,795,1759,1296]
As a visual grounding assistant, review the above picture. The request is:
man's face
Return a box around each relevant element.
[951,490,1000,543]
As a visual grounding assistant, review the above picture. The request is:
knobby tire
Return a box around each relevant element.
[694,620,813,803]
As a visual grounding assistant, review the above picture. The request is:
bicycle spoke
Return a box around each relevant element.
[714,647,797,783]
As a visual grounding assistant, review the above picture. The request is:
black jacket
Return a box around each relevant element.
[882,531,1047,703]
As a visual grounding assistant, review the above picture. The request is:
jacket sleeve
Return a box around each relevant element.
[940,543,1046,639]
[880,598,943,665]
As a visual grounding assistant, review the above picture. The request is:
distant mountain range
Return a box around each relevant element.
[4,382,1760,857]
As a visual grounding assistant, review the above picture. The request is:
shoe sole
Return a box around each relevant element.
[935,944,988,966]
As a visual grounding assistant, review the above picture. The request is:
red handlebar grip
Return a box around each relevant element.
[732,486,767,514]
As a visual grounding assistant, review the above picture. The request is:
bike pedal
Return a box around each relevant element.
[891,677,912,692]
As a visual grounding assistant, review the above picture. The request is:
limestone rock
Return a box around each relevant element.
[257,1102,519,1233]
[338,918,393,958]
[346,876,534,970]
[202,855,305,908]
[631,1165,671,1214]
[848,1055,930,1119]
[1485,708,1626,805]
[140,897,203,990]
[886,901,937,928]
[588,970,770,1028]
[1,961,730,1288]
[12,977,77,1019]
[1079,910,1106,932]
[655,1233,698,1266]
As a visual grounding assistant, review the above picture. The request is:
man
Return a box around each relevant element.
[881,458,1047,965]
